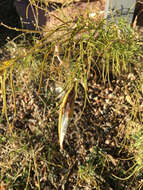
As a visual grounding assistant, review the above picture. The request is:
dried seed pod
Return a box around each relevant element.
[58,84,75,150]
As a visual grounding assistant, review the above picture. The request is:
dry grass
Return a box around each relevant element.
[0,2,143,189]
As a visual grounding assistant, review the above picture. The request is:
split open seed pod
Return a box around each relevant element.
[58,84,75,150]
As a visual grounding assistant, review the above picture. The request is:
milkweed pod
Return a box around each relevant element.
[58,85,75,150]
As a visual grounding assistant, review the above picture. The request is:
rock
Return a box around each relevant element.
[132,0,143,27]
[14,0,49,30]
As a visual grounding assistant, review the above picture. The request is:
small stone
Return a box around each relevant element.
[127,73,136,80]
[105,139,110,145]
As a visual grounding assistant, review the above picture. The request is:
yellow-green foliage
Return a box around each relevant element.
[0,8,143,189]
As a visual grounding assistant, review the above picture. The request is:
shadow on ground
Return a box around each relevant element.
[0,0,21,46]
